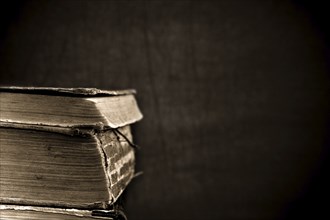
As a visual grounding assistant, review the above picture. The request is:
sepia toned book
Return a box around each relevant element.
[0,204,127,220]
[0,87,142,215]
[0,86,142,128]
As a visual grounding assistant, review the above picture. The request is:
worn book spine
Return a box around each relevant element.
[97,126,136,204]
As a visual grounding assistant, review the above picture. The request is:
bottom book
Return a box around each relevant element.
[0,125,135,209]
[0,204,127,220]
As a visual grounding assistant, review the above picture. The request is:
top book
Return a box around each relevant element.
[0,86,143,129]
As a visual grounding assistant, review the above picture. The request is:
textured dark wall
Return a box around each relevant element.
[0,1,329,220]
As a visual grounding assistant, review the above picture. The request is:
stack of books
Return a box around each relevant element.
[0,87,143,219]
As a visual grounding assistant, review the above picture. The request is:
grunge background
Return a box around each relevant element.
[1,1,329,219]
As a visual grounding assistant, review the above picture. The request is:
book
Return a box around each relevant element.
[0,87,142,214]
[0,126,134,209]
[0,204,127,220]
[0,86,142,128]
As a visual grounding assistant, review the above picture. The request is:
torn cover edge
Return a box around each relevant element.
[0,121,142,137]
[0,86,136,96]
[0,204,119,219]
[0,121,105,136]
[0,198,109,210]
[0,204,93,217]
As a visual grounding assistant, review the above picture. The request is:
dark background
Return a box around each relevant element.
[0,1,329,219]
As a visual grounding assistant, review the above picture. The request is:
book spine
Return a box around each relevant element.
[96,126,135,204]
